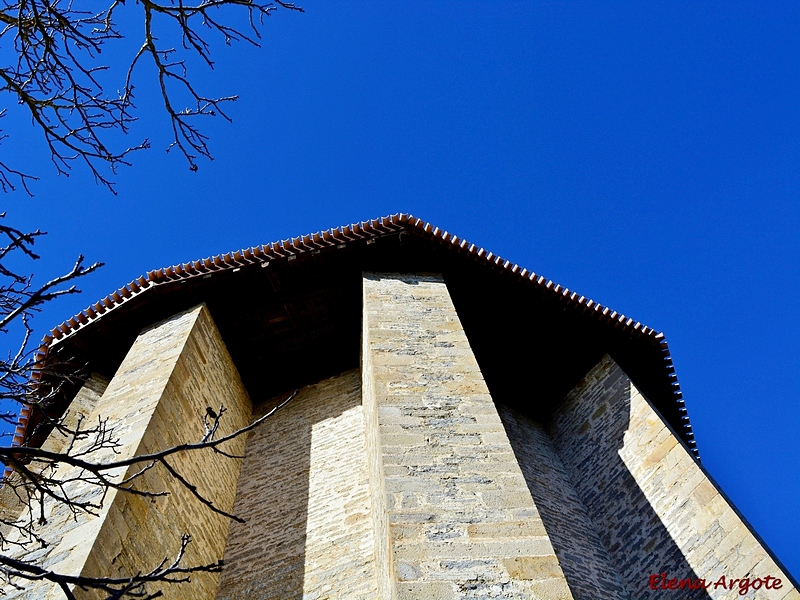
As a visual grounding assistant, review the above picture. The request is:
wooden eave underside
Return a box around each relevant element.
[23,214,696,457]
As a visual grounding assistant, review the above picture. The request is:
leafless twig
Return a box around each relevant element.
[0,0,303,192]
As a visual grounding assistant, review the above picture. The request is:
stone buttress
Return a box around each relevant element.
[2,305,250,599]
[360,273,573,599]
[540,356,799,600]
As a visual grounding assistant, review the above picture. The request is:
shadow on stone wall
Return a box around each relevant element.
[551,362,712,600]
[501,360,713,600]
[214,389,315,600]
[215,370,371,600]
[499,404,631,600]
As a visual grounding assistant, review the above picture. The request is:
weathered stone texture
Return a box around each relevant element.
[87,304,251,600]
[2,304,251,600]
[216,369,378,600]
[362,273,573,600]
[41,374,110,455]
[0,375,109,539]
[498,404,630,600]
[549,355,797,600]
[363,321,396,600]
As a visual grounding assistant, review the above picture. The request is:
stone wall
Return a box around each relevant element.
[362,272,573,600]
[549,355,798,600]
[40,375,110,455]
[2,304,251,600]
[498,404,629,600]
[216,370,378,600]
[0,375,108,539]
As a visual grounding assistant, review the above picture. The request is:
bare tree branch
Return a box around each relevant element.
[0,533,223,598]
[3,389,296,472]
[0,0,303,192]
[0,389,297,526]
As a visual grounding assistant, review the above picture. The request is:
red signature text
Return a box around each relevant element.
[648,573,783,595]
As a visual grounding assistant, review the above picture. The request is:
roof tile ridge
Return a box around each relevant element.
[23,211,688,453]
[401,215,661,346]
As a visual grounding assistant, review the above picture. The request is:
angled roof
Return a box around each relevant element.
[22,214,697,457]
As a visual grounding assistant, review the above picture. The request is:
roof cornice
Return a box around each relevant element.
[21,213,695,457]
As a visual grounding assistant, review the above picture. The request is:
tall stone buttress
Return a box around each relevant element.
[2,305,251,600]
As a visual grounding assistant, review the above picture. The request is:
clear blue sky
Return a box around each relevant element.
[5,0,799,580]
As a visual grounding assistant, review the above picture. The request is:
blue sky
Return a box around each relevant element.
[4,0,799,580]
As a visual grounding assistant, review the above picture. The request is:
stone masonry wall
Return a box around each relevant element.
[216,370,378,600]
[497,404,630,600]
[2,304,251,600]
[363,319,396,600]
[362,272,573,600]
[549,355,799,600]
[0,375,108,538]
[40,375,110,455]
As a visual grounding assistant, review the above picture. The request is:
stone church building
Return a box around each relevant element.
[6,214,798,599]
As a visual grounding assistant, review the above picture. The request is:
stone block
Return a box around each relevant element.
[362,273,573,599]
